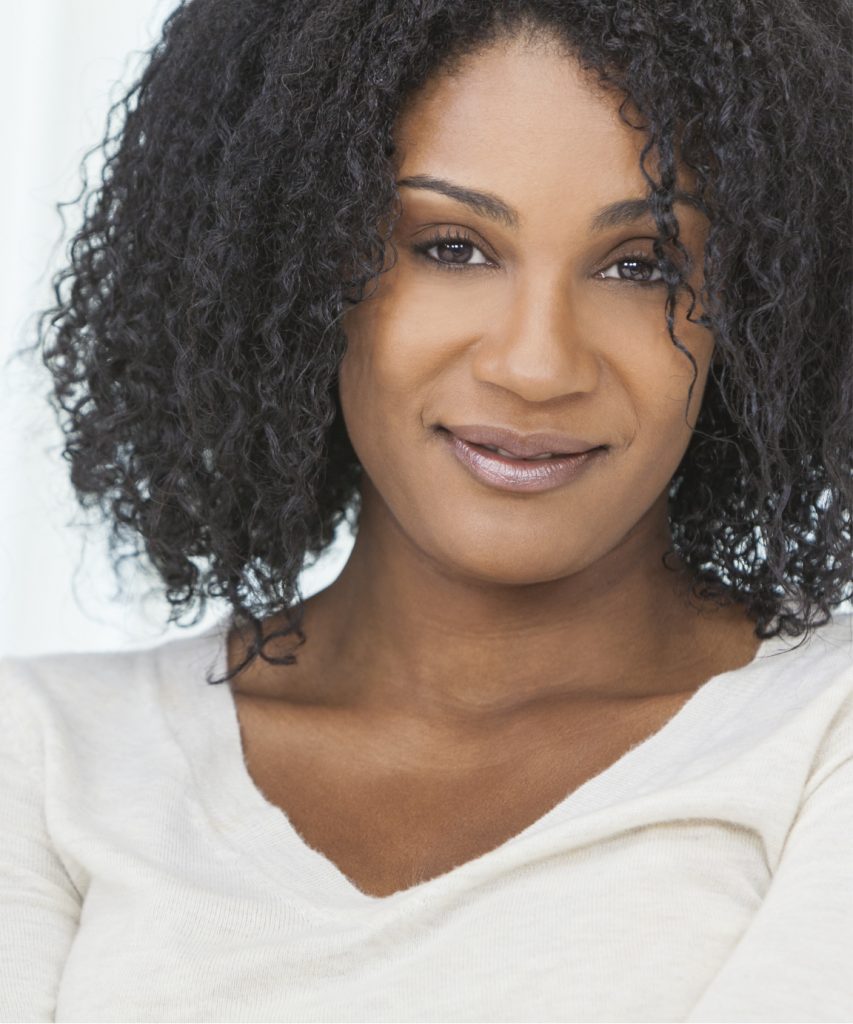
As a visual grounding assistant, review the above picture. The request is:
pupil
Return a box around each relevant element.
[622,259,648,280]
[441,242,470,263]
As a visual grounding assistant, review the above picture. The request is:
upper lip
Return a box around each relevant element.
[441,423,605,458]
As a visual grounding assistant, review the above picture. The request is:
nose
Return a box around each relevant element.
[470,275,600,403]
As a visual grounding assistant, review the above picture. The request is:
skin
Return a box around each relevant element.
[226,31,763,897]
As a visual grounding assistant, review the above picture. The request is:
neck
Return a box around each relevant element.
[250,487,754,725]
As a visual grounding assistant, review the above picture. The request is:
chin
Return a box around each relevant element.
[423,528,586,588]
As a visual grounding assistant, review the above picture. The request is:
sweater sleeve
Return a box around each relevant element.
[0,657,82,1024]
[686,746,853,1022]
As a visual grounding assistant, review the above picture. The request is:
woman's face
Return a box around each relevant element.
[339,34,712,586]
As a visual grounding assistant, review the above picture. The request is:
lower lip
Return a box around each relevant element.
[440,430,606,493]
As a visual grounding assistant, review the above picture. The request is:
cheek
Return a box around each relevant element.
[338,298,442,467]
[337,330,378,464]
[657,309,715,432]
[604,292,712,427]
[574,345,711,565]
[587,298,713,524]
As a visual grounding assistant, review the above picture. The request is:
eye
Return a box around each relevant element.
[597,254,664,285]
[412,228,493,270]
[412,233,671,285]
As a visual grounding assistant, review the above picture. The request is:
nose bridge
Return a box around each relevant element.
[471,268,599,403]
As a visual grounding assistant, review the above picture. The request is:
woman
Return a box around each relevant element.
[2,0,851,1020]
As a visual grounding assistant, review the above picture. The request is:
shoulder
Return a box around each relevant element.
[766,608,852,687]
[809,607,853,658]
[0,621,227,757]
[778,609,853,796]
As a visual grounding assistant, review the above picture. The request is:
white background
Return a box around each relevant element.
[0,0,353,657]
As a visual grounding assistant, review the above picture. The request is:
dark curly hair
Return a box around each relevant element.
[26,0,852,685]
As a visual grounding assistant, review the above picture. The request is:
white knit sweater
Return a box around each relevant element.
[1,611,851,1023]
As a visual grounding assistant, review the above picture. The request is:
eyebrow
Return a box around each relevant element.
[395,174,704,233]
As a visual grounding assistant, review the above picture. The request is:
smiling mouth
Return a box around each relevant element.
[436,428,608,493]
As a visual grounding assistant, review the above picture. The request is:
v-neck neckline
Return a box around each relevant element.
[164,614,795,917]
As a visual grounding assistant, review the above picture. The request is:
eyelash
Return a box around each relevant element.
[411,228,668,287]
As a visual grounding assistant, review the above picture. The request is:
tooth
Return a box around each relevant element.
[479,444,558,460]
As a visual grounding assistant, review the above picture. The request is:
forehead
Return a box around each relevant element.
[392,37,689,233]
